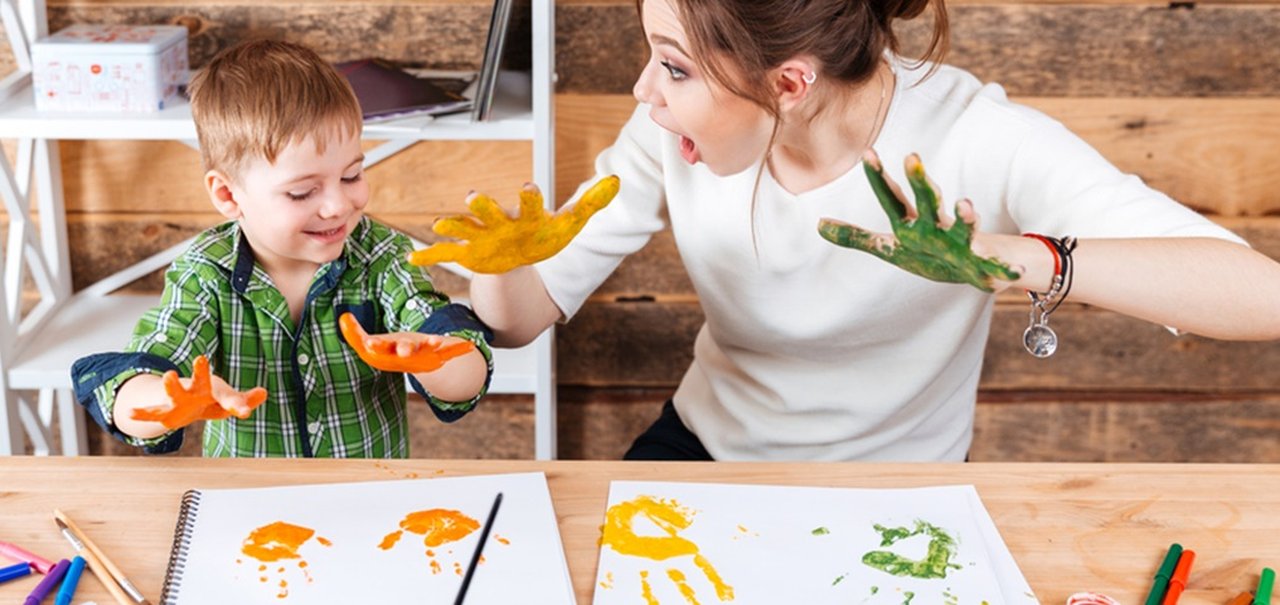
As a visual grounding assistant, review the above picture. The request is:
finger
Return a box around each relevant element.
[190,355,211,394]
[407,242,468,267]
[817,217,896,260]
[567,175,621,221]
[517,183,549,221]
[861,150,915,227]
[947,198,976,244]
[395,340,418,357]
[904,154,942,229]
[467,192,512,226]
[432,215,487,240]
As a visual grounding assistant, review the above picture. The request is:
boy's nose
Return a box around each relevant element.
[319,191,363,217]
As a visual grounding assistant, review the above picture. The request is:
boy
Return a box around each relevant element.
[71,39,492,457]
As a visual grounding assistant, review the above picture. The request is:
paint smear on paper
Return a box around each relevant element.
[601,495,734,604]
[239,521,330,599]
[861,520,962,579]
[380,509,481,575]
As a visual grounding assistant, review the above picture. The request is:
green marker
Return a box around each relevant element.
[1143,543,1183,605]
[1257,567,1275,605]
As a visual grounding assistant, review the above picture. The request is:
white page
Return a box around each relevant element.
[594,481,1032,605]
[164,472,574,605]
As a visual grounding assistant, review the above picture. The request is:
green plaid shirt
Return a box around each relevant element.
[71,217,492,458]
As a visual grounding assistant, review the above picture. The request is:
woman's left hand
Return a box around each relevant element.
[818,151,1020,292]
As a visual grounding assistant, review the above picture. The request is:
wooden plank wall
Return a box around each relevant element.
[5,0,1278,460]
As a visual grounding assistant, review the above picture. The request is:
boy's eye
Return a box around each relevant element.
[342,173,363,184]
[287,189,315,201]
[660,60,688,81]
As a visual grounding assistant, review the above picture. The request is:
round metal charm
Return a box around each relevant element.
[1022,324,1058,358]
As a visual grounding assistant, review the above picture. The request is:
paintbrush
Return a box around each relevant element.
[52,509,151,605]
[453,492,503,605]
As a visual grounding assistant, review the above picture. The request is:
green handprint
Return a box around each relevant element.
[861,520,962,580]
[818,152,1019,292]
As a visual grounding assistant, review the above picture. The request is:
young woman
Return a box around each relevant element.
[467,0,1280,461]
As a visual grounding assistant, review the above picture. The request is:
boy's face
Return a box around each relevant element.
[207,128,368,277]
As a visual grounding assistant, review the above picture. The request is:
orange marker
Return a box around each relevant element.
[1161,549,1195,605]
[1227,591,1253,605]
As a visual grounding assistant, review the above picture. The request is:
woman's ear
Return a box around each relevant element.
[775,58,818,113]
[205,170,241,219]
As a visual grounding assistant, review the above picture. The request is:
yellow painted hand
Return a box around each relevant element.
[600,495,735,604]
[408,175,621,274]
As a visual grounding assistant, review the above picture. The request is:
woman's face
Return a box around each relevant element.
[632,0,773,176]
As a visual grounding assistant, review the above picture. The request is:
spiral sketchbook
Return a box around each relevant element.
[159,472,575,604]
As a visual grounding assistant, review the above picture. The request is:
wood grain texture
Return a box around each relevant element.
[4,457,1280,605]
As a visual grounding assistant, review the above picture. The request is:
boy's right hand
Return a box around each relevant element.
[131,355,268,429]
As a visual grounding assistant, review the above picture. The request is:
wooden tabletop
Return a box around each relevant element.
[0,458,1275,604]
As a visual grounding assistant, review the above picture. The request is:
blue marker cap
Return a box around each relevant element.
[54,556,86,605]
[0,560,33,584]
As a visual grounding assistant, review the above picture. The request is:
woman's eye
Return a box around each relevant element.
[660,60,688,81]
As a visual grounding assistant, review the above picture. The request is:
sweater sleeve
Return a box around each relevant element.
[533,103,670,320]
[997,98,1246,245]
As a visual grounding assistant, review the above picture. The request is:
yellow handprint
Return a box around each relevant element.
[408,175,620,274]
[601,495,734,604]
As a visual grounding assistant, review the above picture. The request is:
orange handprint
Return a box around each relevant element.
[338,313,475,374]
[131,355,267,429]
[408,175,620,274]
[601,495,734,604]
[379,509,481,576]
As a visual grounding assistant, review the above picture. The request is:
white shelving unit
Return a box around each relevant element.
[0,0,560,459]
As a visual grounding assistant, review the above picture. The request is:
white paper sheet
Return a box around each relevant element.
[164,472,575,604]
[593,481,1037,605]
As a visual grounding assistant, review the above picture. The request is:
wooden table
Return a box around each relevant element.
[1,458,1275,604]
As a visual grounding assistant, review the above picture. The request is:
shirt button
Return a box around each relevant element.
[308,421,322,434]
[297,353,310,365]
[154,333,168,343]
[407,300,420,310]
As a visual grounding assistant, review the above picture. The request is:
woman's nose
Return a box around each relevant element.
[633,61,663,106]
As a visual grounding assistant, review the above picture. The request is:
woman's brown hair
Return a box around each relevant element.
[638,0,950,119]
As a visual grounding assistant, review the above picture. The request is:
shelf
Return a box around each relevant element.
[0,71,535,141]
[6,292,540,395]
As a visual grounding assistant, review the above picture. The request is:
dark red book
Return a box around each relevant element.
[334,58,471,122]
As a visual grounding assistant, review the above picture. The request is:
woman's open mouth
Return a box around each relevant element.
[679,135,701,165]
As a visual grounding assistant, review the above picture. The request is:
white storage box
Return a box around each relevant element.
[32,24,189,113]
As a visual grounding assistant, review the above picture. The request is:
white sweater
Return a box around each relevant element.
[536,57,1244,462]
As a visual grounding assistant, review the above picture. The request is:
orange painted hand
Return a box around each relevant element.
[407,175,621,274]
[338,312,475,374]
[131,355,268,429]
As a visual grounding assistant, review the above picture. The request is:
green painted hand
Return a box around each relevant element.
[818,152,1019,292]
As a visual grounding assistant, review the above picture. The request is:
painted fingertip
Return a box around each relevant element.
[862,149,881,169]
[905,153,924,176]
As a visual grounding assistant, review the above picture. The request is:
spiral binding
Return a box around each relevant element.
[159,489,202,605]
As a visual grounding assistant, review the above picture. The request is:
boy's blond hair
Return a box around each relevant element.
[187,39,362,179]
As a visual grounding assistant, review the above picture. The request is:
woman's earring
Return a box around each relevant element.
[802,72,817,85]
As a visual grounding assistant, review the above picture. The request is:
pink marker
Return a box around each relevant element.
[0,542,55,574]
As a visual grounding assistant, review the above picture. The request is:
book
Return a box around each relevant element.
[471,0,530,121]
[594,482,1037,604]
[335,58,472,123]
[159,472,575,604]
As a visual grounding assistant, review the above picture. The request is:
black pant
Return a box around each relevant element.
[623,400,714,461]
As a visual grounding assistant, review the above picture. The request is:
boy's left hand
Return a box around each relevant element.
[818,151,1021,292]
[339,312,475,374]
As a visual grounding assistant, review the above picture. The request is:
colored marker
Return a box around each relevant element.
[1144,543,1184,605]
[53,556,85,605]
[1230,591,1255,605]
[0,542,55,574]
[1258,567,1276,605]
[1161,549,1195,605]
[0,561,33,583]
[23,558,69,605]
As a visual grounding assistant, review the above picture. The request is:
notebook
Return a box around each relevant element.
[593,482,1037,604]
[335,58,472,122]
[159,472,575,604]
